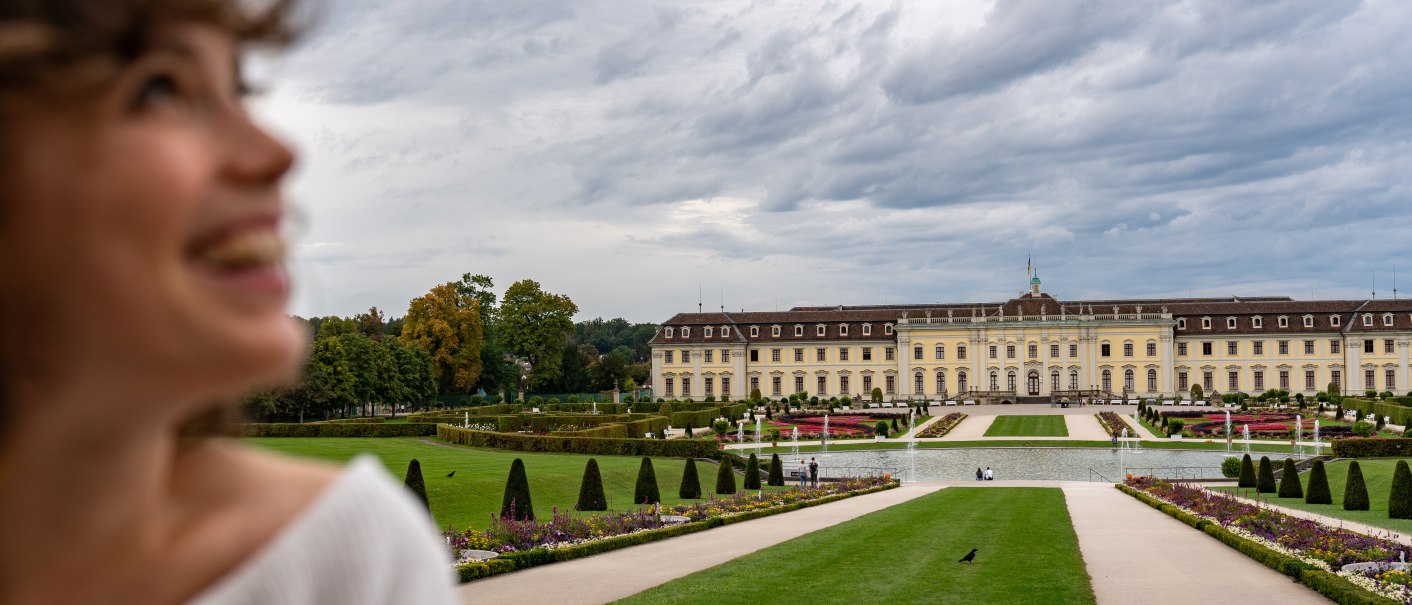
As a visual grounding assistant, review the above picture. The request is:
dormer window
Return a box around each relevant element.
[1226,317,1237,329]
[862,324,872,336]
[1201,317,1212,329]
[884,324,893,335]
[1303,315,1314,328]
[704,327,713,338]
[750,326,759,338]
[839,324,849,336]
[721,326,731,338]
[665,327,674,338]
[1252,316,1262,328]
[794,325,804,337]
[1177,318,1187,329]
[1331,315,1341,327]
[1278,316,1289,328]
[1384,314,1394,327]
[816,324,826,337]
[1363,313,1373,327]
[681,327,690,338]
[771,325,781,337]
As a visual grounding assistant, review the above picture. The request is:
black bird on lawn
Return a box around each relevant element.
[445,471,456,478]
[958,548,977,563]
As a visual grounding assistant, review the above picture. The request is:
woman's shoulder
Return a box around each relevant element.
[189,449,457,605]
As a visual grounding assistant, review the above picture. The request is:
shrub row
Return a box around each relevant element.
[1119,485,1398,605]
[1331,438,1412,458]
[1340,399,1412,427]
[461,481,900,583]
[240,423,438,438]
[438,425,721,458]
[406,404,525,421]
[550,416,671,439]
[314,417,386,424]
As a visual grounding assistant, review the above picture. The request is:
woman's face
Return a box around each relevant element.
[0,23,306,408]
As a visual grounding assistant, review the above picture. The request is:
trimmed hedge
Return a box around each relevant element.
[576,458,607,511]
[317,417,386,424]
[744,453,762,490]
[1345,461,1370,511]
[241,423,438,438]
[438,426,720,459]
[1277,458,1303,499]
[678,459,701,499]
[635,458,660,505]
[1238,454,1257,488]
[1257,456,1277,493]
[501,458,534,521]
[456,558,517,582]
[1331,438,1412,458]
[1119,485,1398,605]
[1307,460,1333,504]
[1390,460,1412,520]
[715,458,737,495]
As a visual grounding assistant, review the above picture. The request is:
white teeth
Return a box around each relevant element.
[197,230,285,269]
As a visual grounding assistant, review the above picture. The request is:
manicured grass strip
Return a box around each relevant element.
[984,415,1069,437]
[1212,458,1412,536]
[246,437,782,530]
[613,488,1094,605]
[754,439,1304,454]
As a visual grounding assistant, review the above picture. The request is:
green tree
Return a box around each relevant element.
[678,459,701,499]
[315,315,358,339]
[634,457,660,505]
[1277,458,1303,499]
[456,273,499,322]
[387,339,437,411]
[1306,460,1333,504]
[767,454,785,486]
[1256,456,1277,493]
[338,332,401,417]
[403,458,430,512]
[744,453,762,490]
[715,458,737,495]
[1344,461,1370,511]
[499,279,579,390]
[575,458,607,511]
[1390,461,1412,520]
[500,458,534,520]
[1238,454,1256,488]
[401,282,485,394]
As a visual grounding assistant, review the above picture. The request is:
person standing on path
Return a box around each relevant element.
[809,458,819,488]
[797,460,809,487]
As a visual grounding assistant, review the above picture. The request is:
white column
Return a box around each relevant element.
[1347,337,1362,391]
[733,346,747,399]
[1160,332,1175,394]
[1398,338,1409,393]
[897,334,912,396]
[692,347,702,401]
[651,349,664,396]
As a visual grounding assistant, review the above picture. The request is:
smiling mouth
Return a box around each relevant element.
[192,229,286,272]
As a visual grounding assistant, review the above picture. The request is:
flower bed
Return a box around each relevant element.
[446,476,897,582]
[1096,412,1134,437]
[1123,476,1408,604]
[915,413,965,438]
[767,414,906,440]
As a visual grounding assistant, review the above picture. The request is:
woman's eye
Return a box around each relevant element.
[133,74,178,109]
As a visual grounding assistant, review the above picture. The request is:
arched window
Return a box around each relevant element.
[1050,369,1060,391]
[1124,369,1135,392]
[989,371,999,390]
[1006,371,1017,391]
[914,372,924,393]
[957,371,968,392]
[936,370,946,393]
[1147,369,1158,392]
[1069,370,1079,390]
[1101,369,1112,392]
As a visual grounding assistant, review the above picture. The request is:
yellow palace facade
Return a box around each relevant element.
[648,277,1412,403]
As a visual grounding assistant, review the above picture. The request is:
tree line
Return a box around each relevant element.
[244,274,655,421]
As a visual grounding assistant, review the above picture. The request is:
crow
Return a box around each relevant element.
[445,471,456,478]
[958,548,977,563]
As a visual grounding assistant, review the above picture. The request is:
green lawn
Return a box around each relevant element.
[751,439,1302,454]
[613,487,1094,605]
[984,415,1069,437]
[246,437,785,530]
[1212,458,1412,535]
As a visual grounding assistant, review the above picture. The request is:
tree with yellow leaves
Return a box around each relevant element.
[400,282,484,395]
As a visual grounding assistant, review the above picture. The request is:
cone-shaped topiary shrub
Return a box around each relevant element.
[1344,461,1370,511]
[1238,454,1257,488]
[1306,460,1333,504]
[875,420,889,437]
[576,458,607,511]
[768,453,784,486]
[678,458,701,499]
[1256,456,1277,493]
[744,453,762,490]
[634,457,660,505]
[403,458,430,513]
[891,418,900,434]
[1390,460,1412,519]
[715,458,737,495]
[500,458,534,520]
[1277,458,1303,499]
[684,423,693,438]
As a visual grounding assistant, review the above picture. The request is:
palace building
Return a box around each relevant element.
[648,275,1412,403]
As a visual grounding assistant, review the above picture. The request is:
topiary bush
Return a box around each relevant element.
[1220,457,1240,478]
[891,418,900,434]
[715,458,737,495]
[1277,458,1303,499]
[744,453,761,490]
[634,457,660,505]
[575,458,608,511]
[403,458,430,512]
[1256,456,1277,493]
[1390,460,1412,520]
[1352,421,1375,437]
[871,387,883,403]
[1238,454,1256,488]
[767,453,784,486]
[1167,419,1184,435]
[875,420,889,437]
[678,458,701,499]
[1344,461,1370,511]
[1306,460,1332,504]
[501,458,535,520]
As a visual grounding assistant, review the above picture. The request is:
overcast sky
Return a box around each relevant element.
[253,0,1412,323]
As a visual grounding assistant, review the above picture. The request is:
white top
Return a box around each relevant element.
[188,456,458,605]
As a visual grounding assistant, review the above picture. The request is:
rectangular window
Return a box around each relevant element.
[937,372,947,393]
[818,376,826,395]
[794,376,804,394]
[914,346,923,360]
[885,347,895,361]
[1051,372,1060,391]
[914,373,924,394]
[1277,341,1288,355]
[749,376,758,394]
[989,345,998,359]
[665,351,674,364]
[1253,371,1264,391]
[681,377,691,397]
[1252,341,1263,355]
[817,348,826,362]
[771,349,781,363]
[862,347,873,361]
[1028,344,1038,359]
[1069,344,1078,358]
[1178,342,1188,356]
[704,377,714,397]
[840,376,849,394]
[1388,369,1397,390]
[958,346,968,360]
[1331,370,1342,389]
[1177,371,1189,391]
[749,349,759,362]
[1330,340,1341,354]
[1305,370,1315,391]
[885,375,896,395]
[1228,371,1239,391]
[1050,344,1060,358]
[704,350,713,363]
[1304,340,1314,355]
[664,377,674,397]
[722,350,730,363]
[862,375,872,393]
[1146,342,1157,357]
[1365,340,1375,354]
[1202,342,1213,356]
[937,345,946,360]
[1006,345,1016,359]
[681,350,691,363]
[1278,370,1289,390]
[1101,343,1111,357]
[1366,369,1376,390]
[1227,341,1238,355]
[1386,339,1395,354]
[839,348,850,361]
[771,376,781,396]
[721,377,730,396]
[1202,371,1213,391]
[1123,343,1134,357]
[793,348,803,363]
